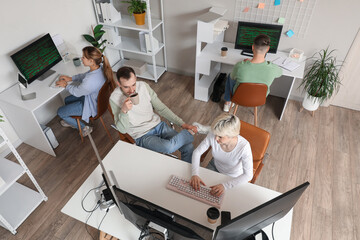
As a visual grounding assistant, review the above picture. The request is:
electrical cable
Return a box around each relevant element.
[272,222,276,240]
[81,184,105,213]
[85,202,100,240]
[98,208,109,232]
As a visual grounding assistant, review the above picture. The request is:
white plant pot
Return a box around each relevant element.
[302,92,321,111]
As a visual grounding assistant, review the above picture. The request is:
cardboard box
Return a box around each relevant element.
[123,59,147,76]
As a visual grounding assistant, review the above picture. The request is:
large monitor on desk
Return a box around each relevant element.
[10,33,62,84]
[235,21,283,56]
[213,182,309,240]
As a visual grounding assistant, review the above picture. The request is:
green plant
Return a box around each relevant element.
[299,47,342,104]
[0,115,4,122]
[82,24,107,53]
[123,0,147,14]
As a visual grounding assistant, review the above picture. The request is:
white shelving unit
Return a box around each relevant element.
[194,7,228,102]
[92,0,167,82]
[0,128,47,234]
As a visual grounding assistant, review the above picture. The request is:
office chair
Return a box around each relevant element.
[71,81,114,143]
[230,83,267,127]
[200,120,270,184]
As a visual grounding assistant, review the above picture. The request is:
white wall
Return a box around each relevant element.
[0,0,96,149]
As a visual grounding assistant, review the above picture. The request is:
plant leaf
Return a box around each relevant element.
[83,34,96,43]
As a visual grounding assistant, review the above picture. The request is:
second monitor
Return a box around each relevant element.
[235,21,283,56]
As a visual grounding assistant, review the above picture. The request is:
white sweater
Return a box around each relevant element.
[191,133,253,189]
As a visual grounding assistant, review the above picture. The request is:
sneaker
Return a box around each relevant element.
[82,126,93,137]
[193,122,211,134]
[60,120,76,129]
[223,102,233,112]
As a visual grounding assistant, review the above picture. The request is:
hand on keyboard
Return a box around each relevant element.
[210,184,225,197]
[167,175,224,208]
[190,175,206,191]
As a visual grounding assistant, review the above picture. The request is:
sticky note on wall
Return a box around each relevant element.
[243,7,250,12]
[286,30,295,37]
[278,17,285,24]
[258,3,265,9]
[274,0,281,6]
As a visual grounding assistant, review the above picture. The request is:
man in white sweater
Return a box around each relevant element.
[110,67,198,163]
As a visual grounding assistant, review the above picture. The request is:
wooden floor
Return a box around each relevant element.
[0,72,359,240]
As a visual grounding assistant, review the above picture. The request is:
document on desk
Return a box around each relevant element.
[273,57,300,72]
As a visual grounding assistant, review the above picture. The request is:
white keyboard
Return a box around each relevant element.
[166,175,224,208]
[49,74,61,89]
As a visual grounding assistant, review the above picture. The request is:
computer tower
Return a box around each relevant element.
[40,124,59,149]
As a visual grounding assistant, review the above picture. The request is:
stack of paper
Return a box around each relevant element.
[272,57,300,72]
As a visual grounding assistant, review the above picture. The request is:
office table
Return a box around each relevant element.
[62,141,292,239]
[0,62,87,156]
[195,41,306,120]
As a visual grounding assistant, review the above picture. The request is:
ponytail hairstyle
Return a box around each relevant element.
[82,46,116,90]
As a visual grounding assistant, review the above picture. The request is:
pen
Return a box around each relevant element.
[282,58,287,64]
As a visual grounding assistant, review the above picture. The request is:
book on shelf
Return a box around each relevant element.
[104,27,121,46]
[99,2,121,23]
[139,32,147,52]
[144,34,159,53]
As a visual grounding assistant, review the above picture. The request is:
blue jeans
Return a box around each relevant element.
[135,121,194,163]
[57,95,85,129]
[224,75,236,102]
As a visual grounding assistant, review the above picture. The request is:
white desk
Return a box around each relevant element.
[62,141,292,239]
[0,62,87,156]
[195,41,306,120]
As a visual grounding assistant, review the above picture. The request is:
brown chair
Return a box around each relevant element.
[71,81,114,143]
[200,120,270,184]
[230,83,267,127]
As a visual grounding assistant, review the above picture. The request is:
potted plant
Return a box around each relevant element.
[299,47,342,113]
[123,0,147,25]
[83,24,107,53]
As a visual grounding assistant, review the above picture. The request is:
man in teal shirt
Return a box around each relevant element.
[223,34,282,112]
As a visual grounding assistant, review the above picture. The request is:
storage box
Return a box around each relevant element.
[123,59,147,76]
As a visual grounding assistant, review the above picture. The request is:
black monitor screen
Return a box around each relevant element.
[213,182,309,240]
[114,186,213,240]
[10,33,62,84]
[235,22,283,54]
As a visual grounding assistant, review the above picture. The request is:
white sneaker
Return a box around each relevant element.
[223,102,233,112]
[193,122,211,134]
[60,120,76,129]
[82,126,93,137]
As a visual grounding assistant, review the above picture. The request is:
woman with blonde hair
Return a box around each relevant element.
[56,46,115,136]
[190,113,253,196]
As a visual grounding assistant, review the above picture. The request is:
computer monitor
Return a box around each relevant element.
[114,186,213,240]
[10,33,62,84]
[235,21,283,56]
[213,182,310,240]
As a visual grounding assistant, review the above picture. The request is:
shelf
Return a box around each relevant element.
[102,15,163,32]
[0,136,6,148]
[108,37,164,56]
[0,182,44,231]
[112,60,166,82]
[0,157,24,196]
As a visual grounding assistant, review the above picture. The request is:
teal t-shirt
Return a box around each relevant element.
[230,61,282,96]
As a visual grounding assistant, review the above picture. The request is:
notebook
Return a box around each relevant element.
[273,57,300,72]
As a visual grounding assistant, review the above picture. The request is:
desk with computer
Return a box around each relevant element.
[62,139,309,240]
[0,33,86,156]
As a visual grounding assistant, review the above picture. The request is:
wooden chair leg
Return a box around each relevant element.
[254,107,258,127]
[100,116,114,143]
[299,106,304,112]
[76,119,84,142]
[312,111,315,117]
[233,104,239,115]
